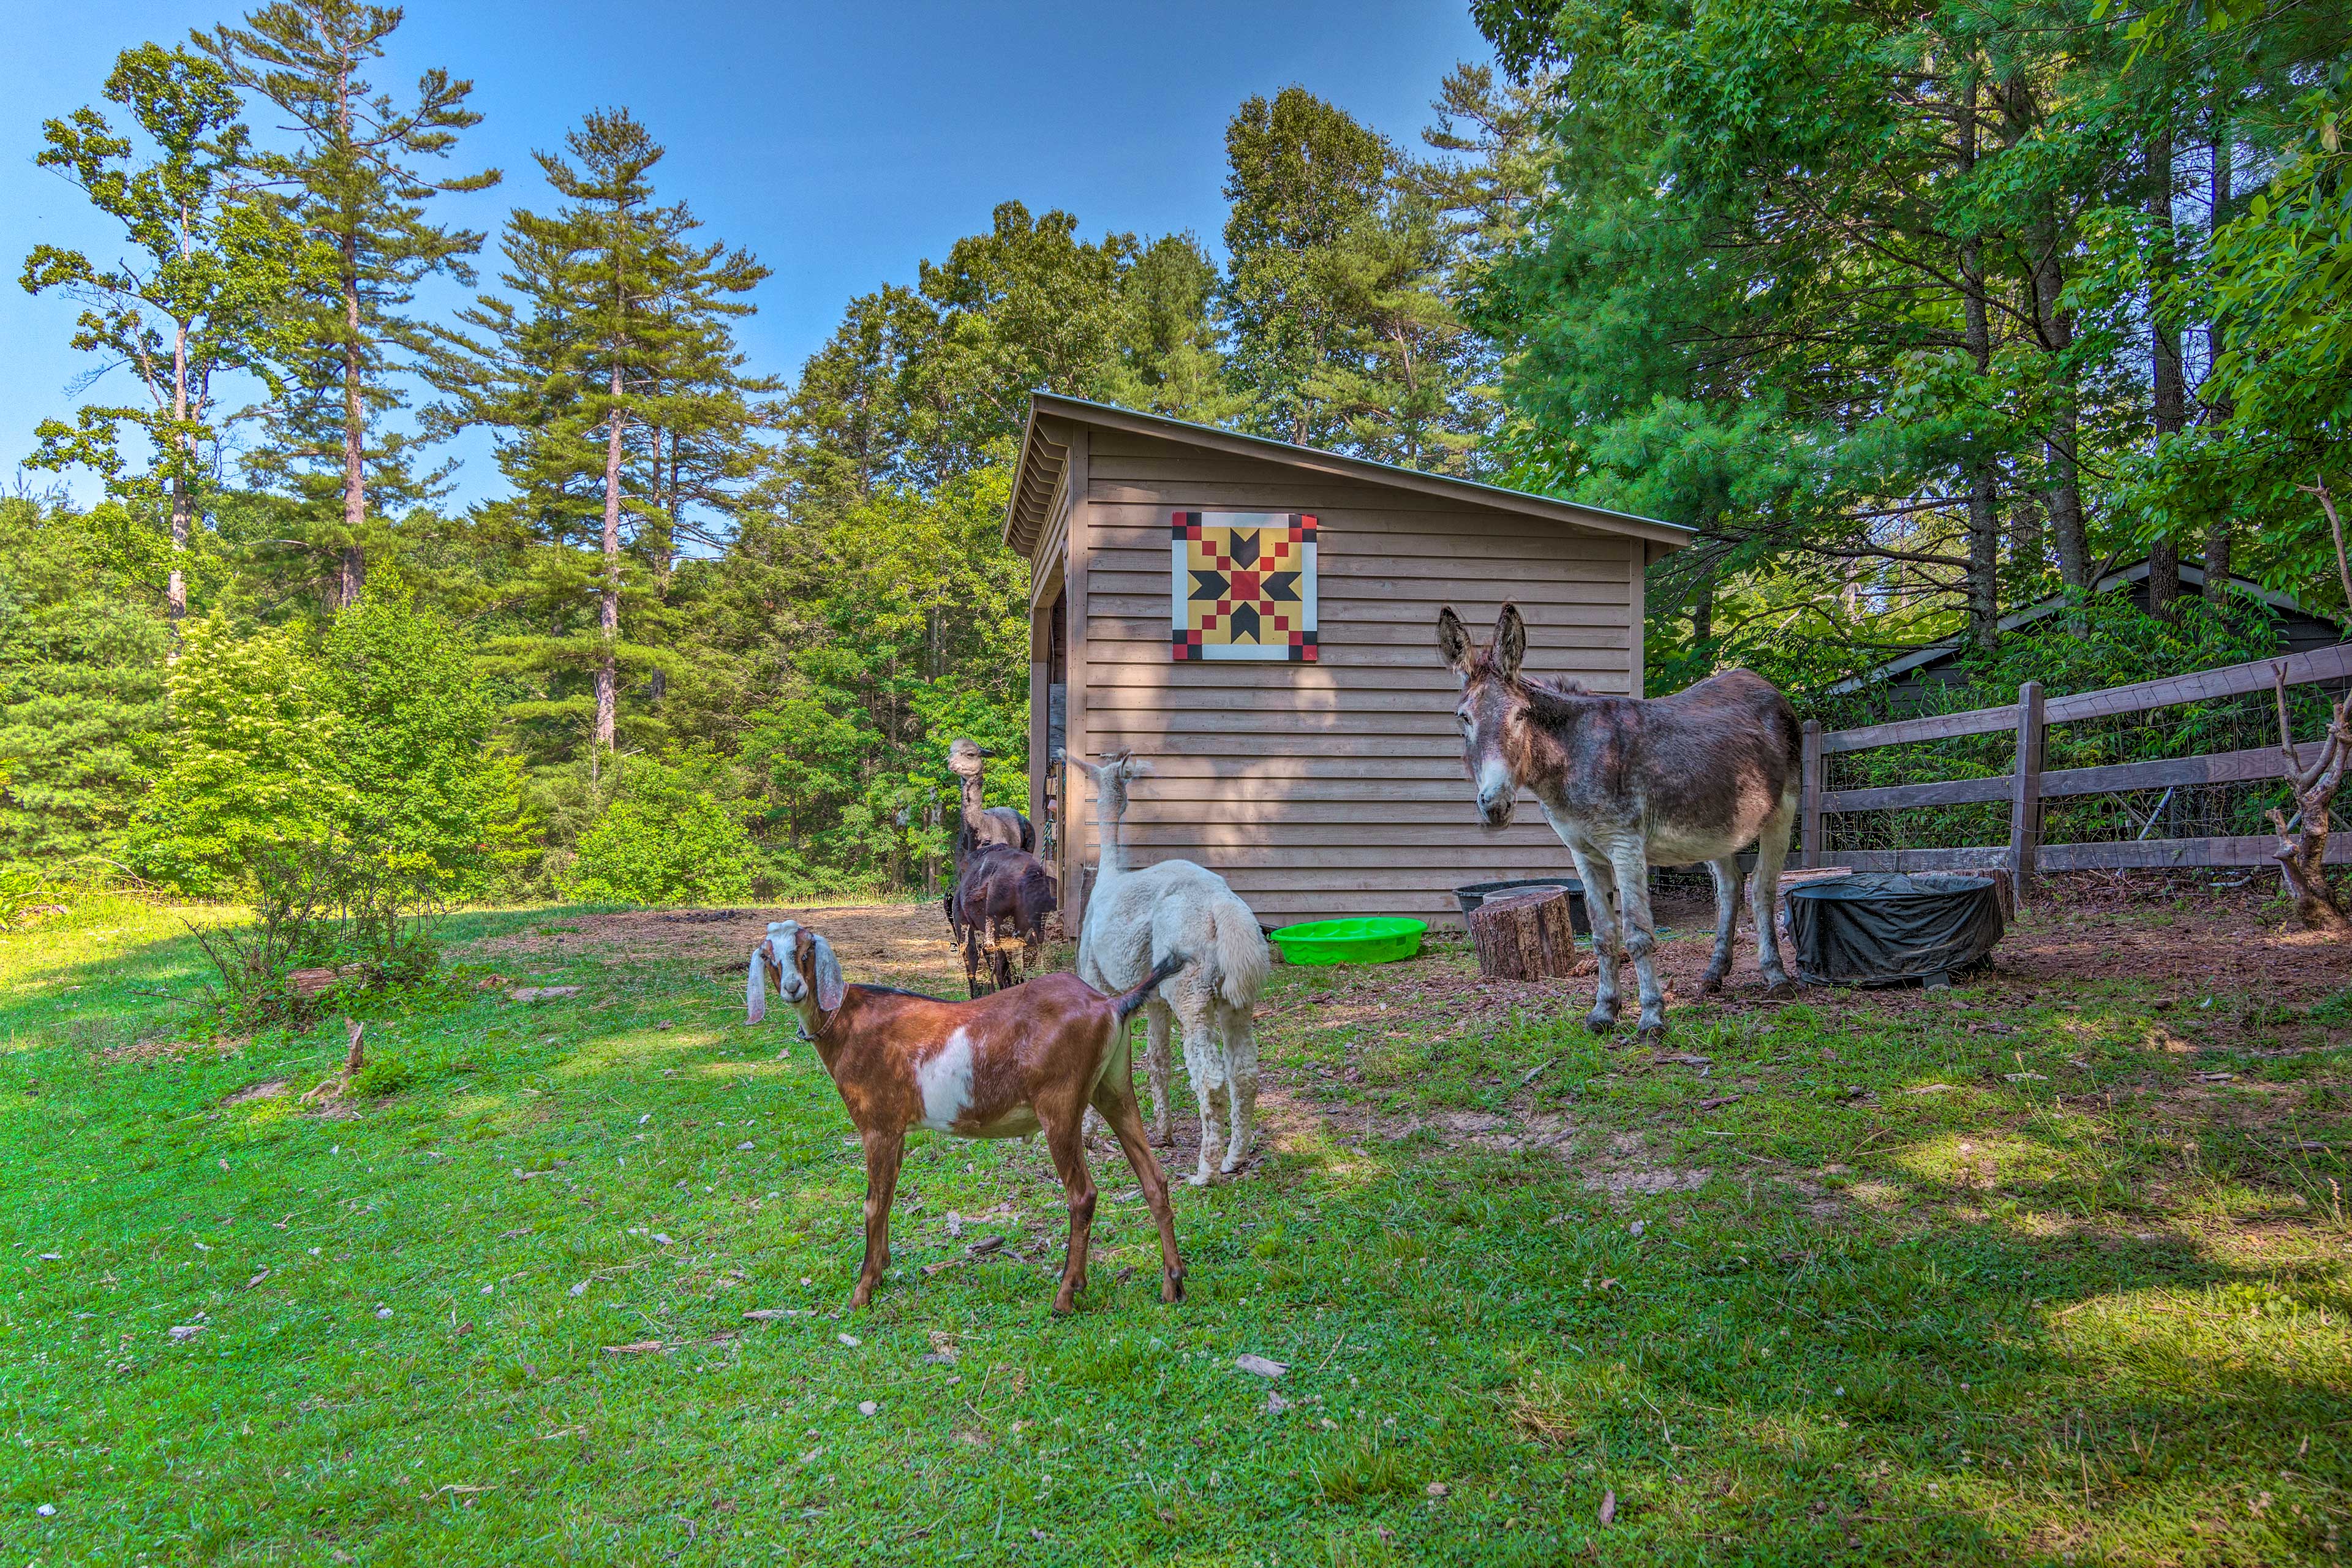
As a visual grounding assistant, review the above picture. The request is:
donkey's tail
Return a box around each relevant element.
[1210,895,1272,1011]
[1112,951,1186,1023]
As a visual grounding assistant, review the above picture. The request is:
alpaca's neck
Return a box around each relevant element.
[1093,783,1129,878]
[958,772,989,834]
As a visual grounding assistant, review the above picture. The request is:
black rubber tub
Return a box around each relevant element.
[1785,872,2005,987]
[1452,877,1590,935]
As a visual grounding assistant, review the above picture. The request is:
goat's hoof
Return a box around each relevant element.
[1635,1018,1667,1043]
[1186,1169,1213,1188]
[1763,978,1797,1000]
[1585,1009,1618,1035]
[1698,973,1725,996]
[1050,1292,1078,1316]
[849,1286,876,1310]
[1162,1269,1186,1304]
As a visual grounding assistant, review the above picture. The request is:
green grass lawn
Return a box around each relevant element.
[4,891,2349,1565]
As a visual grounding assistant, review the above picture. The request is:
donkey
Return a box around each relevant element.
[1437,603,1801,1038]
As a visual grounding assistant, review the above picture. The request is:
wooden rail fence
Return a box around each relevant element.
[1796,643,2352,884]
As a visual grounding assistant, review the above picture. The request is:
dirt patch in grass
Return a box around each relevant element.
[460,901,982,990]
[1643,878,2352,1042]
[220,1077,290,1104]
[99,1037,239,1065]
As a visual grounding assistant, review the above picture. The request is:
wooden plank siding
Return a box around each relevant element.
[1055,425,1648,928]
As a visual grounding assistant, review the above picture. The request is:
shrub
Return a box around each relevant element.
[563,758,756,906]
[131,597,533,900]
[187,839,446,1024]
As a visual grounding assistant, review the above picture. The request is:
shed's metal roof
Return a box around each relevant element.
[1003,393,1694,556]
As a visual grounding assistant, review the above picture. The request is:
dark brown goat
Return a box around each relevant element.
[947,840,1057,997]
[746,919,1185,1313]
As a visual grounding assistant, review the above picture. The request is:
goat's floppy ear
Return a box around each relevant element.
[810,933,845,1012]
[1437,606,1474,673]
[745,941,769,1025]
[1491,603,1527,680]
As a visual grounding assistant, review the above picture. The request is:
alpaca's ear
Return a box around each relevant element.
[810,933,845,1013]
[1069,757,1101,784]
[1492,603,1526,680]
[745,942,769,1025]
[1126,755,1155,779]
[1437,606,1474,673]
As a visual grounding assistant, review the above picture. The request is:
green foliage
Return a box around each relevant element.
[18,42,309,611]
[129,611,347,896]
[129,596,529,899]
[186,836,447,1023]
[562,755,756,906]
[195,0,501,592]
[0,498,169,868]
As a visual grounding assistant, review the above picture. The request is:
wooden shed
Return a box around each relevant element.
[1005,394,1692,930]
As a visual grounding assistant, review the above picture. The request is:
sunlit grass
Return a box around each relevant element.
[1,895,2347,1562]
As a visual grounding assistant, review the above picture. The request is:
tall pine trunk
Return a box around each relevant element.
[168,320,190,635]
[2008,75,2089,589]
[596,357,623,752]
[2203,123,2235,601]
[1959,72,2000,650]
[334,60,364,610]
[2148,117,2185,621]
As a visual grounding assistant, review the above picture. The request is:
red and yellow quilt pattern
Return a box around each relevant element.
[1169,510,1317,662]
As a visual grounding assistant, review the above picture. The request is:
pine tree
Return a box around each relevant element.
[198,0,499,608]
[0,498,170,869]
[1220,86,1482,469]
[20,43,304,629]
[432,108,766,758]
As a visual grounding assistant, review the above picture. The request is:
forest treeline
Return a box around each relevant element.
[5,0,2348,903]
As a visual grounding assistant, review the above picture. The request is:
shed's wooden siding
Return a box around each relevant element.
[1061,427,1643,929]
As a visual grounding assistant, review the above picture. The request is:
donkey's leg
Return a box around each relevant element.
[1700,856,1741,994]
[1143,998,1177,1147]
[1566,844,1622,1031]
[1749,802,1798,995]
[1607,842,1668,1039]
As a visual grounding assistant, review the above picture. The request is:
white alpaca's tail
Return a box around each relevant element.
[1210,895,1272,1012]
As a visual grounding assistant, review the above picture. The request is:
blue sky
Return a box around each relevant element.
[3,0,1495,508]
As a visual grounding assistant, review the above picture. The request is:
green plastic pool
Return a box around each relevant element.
[1269,916,1427,966]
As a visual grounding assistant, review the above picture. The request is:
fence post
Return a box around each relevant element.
[2009,680,2045,894]
[1799,718,1823,869]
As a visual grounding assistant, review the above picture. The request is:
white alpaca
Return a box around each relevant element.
[1071,753,1272,1185]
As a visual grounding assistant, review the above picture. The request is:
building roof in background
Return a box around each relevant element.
[1002,393,1695,557]
[1828,558,2338,694]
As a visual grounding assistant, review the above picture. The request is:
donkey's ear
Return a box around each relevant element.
[1436,606,1474,672]
[810,933,845,1013]
[1492,603,1527,680]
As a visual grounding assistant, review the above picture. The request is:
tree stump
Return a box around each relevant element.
[1468,888,1582,982]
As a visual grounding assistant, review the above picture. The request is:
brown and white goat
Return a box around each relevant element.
[747,919,1186,1314]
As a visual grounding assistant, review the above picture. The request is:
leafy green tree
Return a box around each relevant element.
[318,594,533,894]
[20,42,304,627]
[1221,86,1484,470]
[198,0,500,608]
[129,611,348,895]
[0,498,170,869]
[1091,233,1248,426]
[563,756,755,905]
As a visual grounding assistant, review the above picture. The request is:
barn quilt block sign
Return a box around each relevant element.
[1170,510,1317,662]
